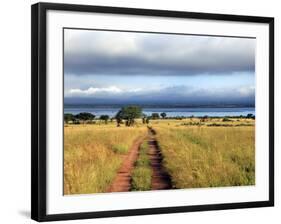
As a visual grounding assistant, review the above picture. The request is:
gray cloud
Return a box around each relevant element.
[64,29,255,76]
[65,84,255,106]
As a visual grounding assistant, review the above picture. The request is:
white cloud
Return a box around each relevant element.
[67,86,143,97]
[237,86,255,96]
[66,84,255,102]
[69,86,122,95]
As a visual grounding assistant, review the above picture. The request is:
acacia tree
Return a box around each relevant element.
[100,115,109,124]
[246,113,255,119]
[142,113,147,124]
[200,115,208,122]
[75,112,95,124]
[115,106,142,127]
[115,111,123,127]
[151,113,160,120]
[146,117,150,124]
[64,113,75,124]
[160,112,167,119]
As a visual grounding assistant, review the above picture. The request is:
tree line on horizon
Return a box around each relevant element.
[64,105,255,126]
[64,106,169,126]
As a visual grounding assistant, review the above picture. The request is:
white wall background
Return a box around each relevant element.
[0,0,279,223]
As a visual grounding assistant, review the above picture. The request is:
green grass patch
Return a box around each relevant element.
[131,167,152,191]
[112,144,129,154]
[135,142,150,166]
[135,156,150,167]
[131,141,152,191]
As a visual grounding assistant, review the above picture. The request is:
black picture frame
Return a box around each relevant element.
[31,2,274,222]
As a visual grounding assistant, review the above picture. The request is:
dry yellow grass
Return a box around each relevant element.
[64,118,255,194]
[153,121,255,188]
[64,124,146,195]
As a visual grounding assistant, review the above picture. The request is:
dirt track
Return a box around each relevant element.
[107,136,145,192]
[147,127,172,190]
[107,127,172,192]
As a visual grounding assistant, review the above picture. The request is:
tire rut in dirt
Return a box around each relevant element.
[106,136,144,193]
[148,127,172,190]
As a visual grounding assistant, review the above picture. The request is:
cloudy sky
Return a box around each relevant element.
[64,29,255,106]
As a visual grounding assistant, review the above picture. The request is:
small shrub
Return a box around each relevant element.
[73,119,80,124]
[151,113,160,119]
[235,123,254,127]
[182,122,201,126]
[207,123,232,127]
[222,117,231,122]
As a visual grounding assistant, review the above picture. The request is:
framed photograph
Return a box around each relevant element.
[31,2,274,222]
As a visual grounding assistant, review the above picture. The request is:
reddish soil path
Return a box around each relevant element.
[107,136,145,192]
[147,127,173,190]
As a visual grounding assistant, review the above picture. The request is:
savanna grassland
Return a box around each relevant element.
[151,118,255,188]
[64,117,255,195]
[64,123,147,194]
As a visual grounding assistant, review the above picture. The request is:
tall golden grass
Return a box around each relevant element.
[153,123,255,188]
[64,124,146,195]
[64,118,255,194]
